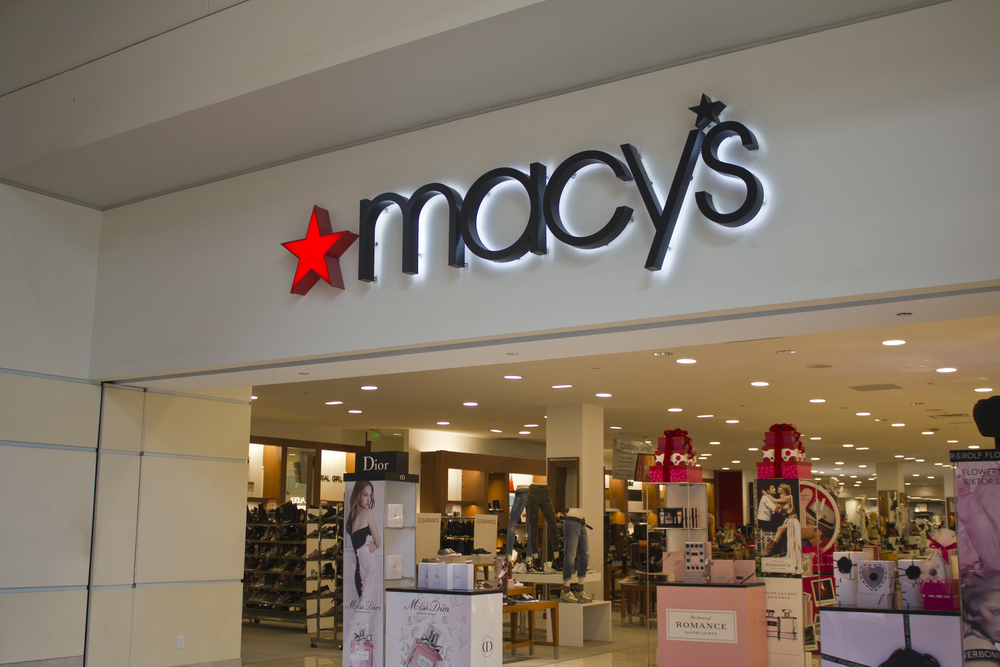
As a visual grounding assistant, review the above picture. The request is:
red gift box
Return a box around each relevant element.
[669,467,703,483]
[780,461,812,479]
[920,580,959,610]
[756,462,780,479]
[649,468,665,483]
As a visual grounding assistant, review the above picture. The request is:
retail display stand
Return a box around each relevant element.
[653,483,709,559]
[307,502,344,648]
[819,607,962,667]
[343,452,417,667]
[656,582,767,667]
[385,587,502,666]
[243,503,308,626]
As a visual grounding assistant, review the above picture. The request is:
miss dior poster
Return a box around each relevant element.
[344,479,385,667]
[951,449,1000,666]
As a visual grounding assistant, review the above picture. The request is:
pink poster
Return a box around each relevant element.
[344,479,385,667]
[952,449,1000,666]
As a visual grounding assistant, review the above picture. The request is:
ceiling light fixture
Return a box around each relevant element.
[325,401,343,405]
[895,455,904,458]
[969,445,981,449]
[856,412,870,416]
[552,384,572,389]
[936,368,957,373]
[856,447,869,450]
[810,399,826,403]
[596,393,612,398]
[811,457,820,461]
[677,358,697,364]
[668,408,683,412]
[490,429,502,433]
[437,421,450,426]
[524,423,538,428]
[810,437,821,440]
[250,395,258,400]
[882,340,906,346]
[463,402,478,407]
[710,441,720,445]
[947,440,958,443]
[975,387,993,393]
[697,415,714,418]
[922,431,934,435]
[892,423,905,427]
[361,385,377,391]
[610,426,622,430]
[504,375,522,380]
[748,448,759,451]
[751,381,769,387]
[726,419,739,424]
[732,460,741,464]
[348,410,362,414]
[519,431,530,435]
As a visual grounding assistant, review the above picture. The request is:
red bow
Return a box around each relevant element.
[664,429,688,437]
[928,536,952,563]
[769,423,797,432]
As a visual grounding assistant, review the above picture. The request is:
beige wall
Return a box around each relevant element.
[0,374,250,667]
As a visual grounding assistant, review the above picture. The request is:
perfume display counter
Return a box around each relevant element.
[656,582,767,667]
[385,587,503,667]
[819,606,962,667]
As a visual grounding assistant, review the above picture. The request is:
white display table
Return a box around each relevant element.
[559,600,612,646]
[385,587,502,667]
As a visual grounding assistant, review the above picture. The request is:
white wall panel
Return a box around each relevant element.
[99,385,144,452]
[89,1,1000,382]
[0,589,87,663]
[141,392,250,458]
[90,453,141,586]
[0,445,95,588]
[134,457,245,584]
[129,583,242,667]
[0,185,101,379]
[0,372,100,448]
[85,587,133,667]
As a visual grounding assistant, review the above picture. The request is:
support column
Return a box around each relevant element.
[876,462,905,492]
[546,404,604,600]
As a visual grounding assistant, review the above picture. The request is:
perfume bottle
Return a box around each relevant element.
[350,631,374,667]
[405,625,443,667]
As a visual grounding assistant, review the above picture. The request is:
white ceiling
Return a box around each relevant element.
[0,0,946,209]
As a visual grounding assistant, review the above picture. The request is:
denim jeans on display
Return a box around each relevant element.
[562,515,590,582]
[526,484,560,558]
[505,487,528,555]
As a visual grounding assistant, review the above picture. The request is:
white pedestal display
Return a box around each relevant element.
[558,600,612,646]
[385,587,502,667]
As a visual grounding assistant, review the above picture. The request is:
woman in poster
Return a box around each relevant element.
[348,480,382,597]
[962,569,1000,666]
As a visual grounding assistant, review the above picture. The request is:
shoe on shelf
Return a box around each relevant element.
[528,559,544,574]
[512,562,527,574]
[560,588,579,603]
[543,561,559,573]
[472,547,490,555]
[438,548,458,557]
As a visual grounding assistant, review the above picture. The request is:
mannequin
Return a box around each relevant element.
[560,508,592,603]
[523,484,561,573]
[505,485,530,563]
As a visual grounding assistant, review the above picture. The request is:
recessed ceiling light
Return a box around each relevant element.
[836,462,845,465]
[947,440,958,443]
[856,447,869,450]
[856,412,870,416]
[325,401,343,405]
[722,467,730,470]
[348,410,362,414]
[922,431,934,435]
[905,457,915,460]
[710,441,720,445]
[969,445,981,449]
[610,426,622,430]
[519,431,530,435]
[811,457,820,461]
[913,474,920,477]
[895,455,904,458]
[927,476,934,479]
[975,388,993,393]
[668,408,683,412]
[843,444,854,448]
[504,375,522,380]
[751,381,769,387]
[810,399,826,403]
[726,419,739,424]
[892,423,905,427]
[850,475,857,479]
[250,395,258,400]
[524,424,539,428]
[700,453,711,457]
[776,350,796,354]
[490,429,502,433]
[437,421,450,426]
[936,368,957,373]
[463,402,478,407]
[859,465,867,468]
[697,415,714,418]
[596,393,612,398]
[677,358,697,364]
[732,460,741,464]
[361,385,377,391]
[810,437,821,441]
[905,482,911,485]
[882,340,906,346]
[834,468,842,471]
[748,447,759,451]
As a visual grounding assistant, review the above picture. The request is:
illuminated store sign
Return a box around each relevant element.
[283,95,762,294]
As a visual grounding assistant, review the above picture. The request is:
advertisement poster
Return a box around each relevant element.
[756,479,803,574]
[344,479,385,667]
[951,449,1000,666]
[819,609,962,667]
[763,577,806,667]
[385,591,502,666]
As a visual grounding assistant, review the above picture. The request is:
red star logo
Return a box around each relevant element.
[282,206,359,295]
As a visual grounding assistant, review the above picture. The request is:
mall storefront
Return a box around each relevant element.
[1,2,999,665]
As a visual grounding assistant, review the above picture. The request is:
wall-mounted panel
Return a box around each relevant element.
[99,385,145,452]
[85,587,133,667]
[134,456,246,584]
[130,582,242,667]
[0,372,100,448]
[0,589,87,664]
[142,392,250,458]
[90,452,141,586]
[0,444,95,588]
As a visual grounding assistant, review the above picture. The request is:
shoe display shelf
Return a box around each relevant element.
[243,503,309,626]
[306,502,344,648]
[440,515,474,555]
